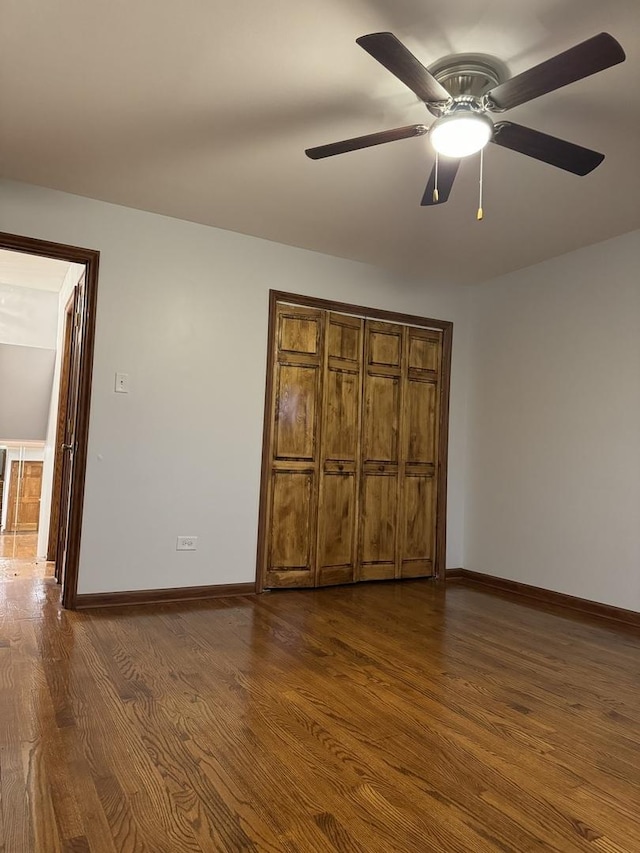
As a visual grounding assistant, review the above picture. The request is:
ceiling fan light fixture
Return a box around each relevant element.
[430,112,494,158]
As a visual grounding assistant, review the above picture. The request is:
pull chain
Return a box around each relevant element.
[433,152,439,203]
[477,148,484,221]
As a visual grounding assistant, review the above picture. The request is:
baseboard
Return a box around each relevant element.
[443,568,465,579]
[446,569,640,629]
[75,582,256,609]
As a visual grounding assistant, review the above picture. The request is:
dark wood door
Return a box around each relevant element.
[261,301,446,590]
[47,299,74,561]
[6,460,43,532]
[358,320,403,581]
[263,304,324,588]
[316,312,363,587]
[398,327,442,578]
[56,275,85,585]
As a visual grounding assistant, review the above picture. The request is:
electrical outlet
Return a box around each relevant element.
[115,372,129,393]
[176,536,197,551]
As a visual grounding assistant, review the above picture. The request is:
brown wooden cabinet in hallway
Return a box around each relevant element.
[259,295,450,591]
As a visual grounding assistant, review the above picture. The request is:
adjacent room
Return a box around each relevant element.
[0,0,639,851]
[0,250,85,585]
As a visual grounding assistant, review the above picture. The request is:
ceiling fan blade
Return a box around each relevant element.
[356,33,450,104]
[305,124,427,159]
[492,121,604,175]
[421,157,460,205]
[486,33,625,111]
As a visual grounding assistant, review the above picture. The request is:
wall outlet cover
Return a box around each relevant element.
[115,372,129,393]
[176,536,198,551]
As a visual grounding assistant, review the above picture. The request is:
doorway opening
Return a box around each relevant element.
[0,233,99,608]
[0,444,46,580]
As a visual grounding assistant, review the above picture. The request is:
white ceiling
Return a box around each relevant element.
[0,249,72,292]
[1,0,639,284]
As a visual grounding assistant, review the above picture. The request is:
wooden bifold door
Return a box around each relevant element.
[6,460,44,532]
[259,296,450,590]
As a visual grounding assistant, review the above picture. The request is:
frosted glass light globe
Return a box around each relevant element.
[430,113,493,158]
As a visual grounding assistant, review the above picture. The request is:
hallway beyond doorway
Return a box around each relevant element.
[0,532,54,581]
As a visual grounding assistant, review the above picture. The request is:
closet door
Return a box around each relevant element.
[316,313,363,586]
[358,320,403,581]
[260,299,447,591]
[398,328,442,578]
[263,304,324,588]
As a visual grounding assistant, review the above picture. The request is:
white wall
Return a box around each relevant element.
[0,282,58,444]
[0,281,58,348]
[0,344,56,440]
[466,230,640,611]
[38,263,85,556]
[0,179,470,593]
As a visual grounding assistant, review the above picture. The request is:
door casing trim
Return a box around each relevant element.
[0,231,100,609]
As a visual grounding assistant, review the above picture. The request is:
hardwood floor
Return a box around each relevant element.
[1,577,639,852]
[0,533,53,581]
[0,532,39,558]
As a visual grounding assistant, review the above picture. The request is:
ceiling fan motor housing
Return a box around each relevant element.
[426,54,508,116]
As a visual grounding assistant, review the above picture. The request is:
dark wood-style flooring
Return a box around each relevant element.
[1,576,639,852]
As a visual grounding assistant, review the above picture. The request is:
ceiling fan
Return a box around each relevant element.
[305,32,626,209]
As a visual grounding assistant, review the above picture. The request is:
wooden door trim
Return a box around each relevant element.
[256,290,453,590]
[0,231,100,610]
[48,293,75,563]
[269,290,453,333]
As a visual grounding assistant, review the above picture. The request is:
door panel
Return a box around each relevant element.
[369,328,402,368]
[57,278,84,584]
[6,460,43,532]
[408,335,440,372]
[274,364,319,460]
[360,474,397,562]
[363,375,400,463]
[268,472,314,579]
[317,473,357,585]
[328,320,360,362]
[19,462,43,529]
[264,304,324,588]
[323,370,360,460]
[400,474,436,578]
[405,379,438,465]
[266,464,318,587]
[316,312,363,587]
[359,320,403,581]
[278,313,320,355]
[47,302,74,561]
[398,327,443,579]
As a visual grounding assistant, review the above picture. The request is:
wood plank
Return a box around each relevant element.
[3,575,640,851]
